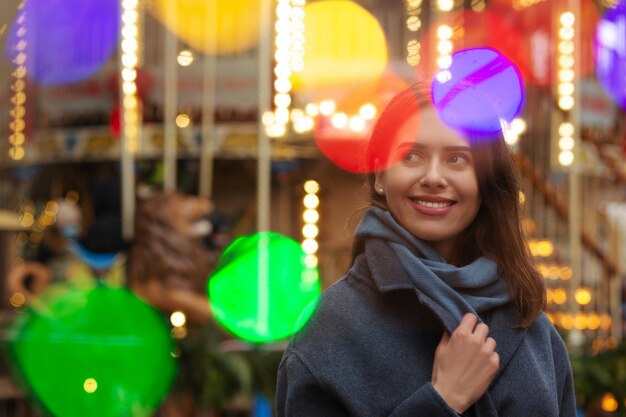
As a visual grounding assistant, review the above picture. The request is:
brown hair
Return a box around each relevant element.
[350,83,546,328]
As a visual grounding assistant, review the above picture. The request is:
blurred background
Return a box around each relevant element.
[0,0,625,416]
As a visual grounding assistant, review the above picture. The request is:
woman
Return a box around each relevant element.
[276,84,576,416]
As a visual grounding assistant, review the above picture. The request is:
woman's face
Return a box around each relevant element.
[374,106,481,260]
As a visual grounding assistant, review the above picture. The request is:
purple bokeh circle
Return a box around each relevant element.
[4,0,120,86]
[594,0,626,109]
[431,47,525,136]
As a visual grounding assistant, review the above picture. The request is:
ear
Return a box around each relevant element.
[374,167,385,193]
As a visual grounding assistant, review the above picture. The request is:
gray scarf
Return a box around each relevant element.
[355,207,511,327]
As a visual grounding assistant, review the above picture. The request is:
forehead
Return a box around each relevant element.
[396,106,471,148]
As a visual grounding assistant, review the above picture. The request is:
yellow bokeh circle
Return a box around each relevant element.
[148,0,261,55]
[601,393,618,412]
[574,287,591,306]
[291,0,388,92]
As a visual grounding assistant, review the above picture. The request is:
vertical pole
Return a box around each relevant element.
[256,0,273,338]
[567,0,583,347]
[199,2,217,198]
[257,0,272,233]
[119,0,137,240]
[609,215,622,340]
[163,3,178,192]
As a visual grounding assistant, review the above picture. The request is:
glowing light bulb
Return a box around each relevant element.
[84,378,98,394]
[559,150,574,166]
[175,114,191,128]
[170,311,186,327]
[302,224,319,239]
[559,122,575,137]
[303,180,320,194]
[303,194,320,209]
[574,288,592,305]
[303,209,319,223]
[177,50,194,66]
[319,100,336,116]
[359,104,377,120]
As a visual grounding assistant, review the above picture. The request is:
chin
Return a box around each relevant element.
[421,236,452,245]
[410,230,455,243]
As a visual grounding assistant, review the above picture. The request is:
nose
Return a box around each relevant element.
[419,158,447,188]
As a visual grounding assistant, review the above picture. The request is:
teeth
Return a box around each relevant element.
[414,200,452,208]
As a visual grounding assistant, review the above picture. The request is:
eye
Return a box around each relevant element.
[402,150,425,163]
[448,154,470,165]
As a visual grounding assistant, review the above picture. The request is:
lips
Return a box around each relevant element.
[409,195,456,215]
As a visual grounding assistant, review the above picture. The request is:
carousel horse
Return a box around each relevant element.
[127,191,215,323]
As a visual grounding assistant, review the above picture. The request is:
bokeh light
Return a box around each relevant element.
[176,114,191,128]
[575,287,592,305]
[208,232,321,343]
[303,194,320,209]
[431,47,525,136]
[170,311,186,327]
[83,378,97,394]
[574,312,588,330]
[587,312,601,330]
[4,0,120,85]
[302,224,319,239]
[560,313,574,330]
[420,10,530,83]
[601,392,618,412]
[303,180,320,194]
[552,288,568,305]
[303,209,319,224]
[490,0,598,86]
[177,50,194,66]
[147,0,262,55]
[595,0,626,108]
[6,282,177,417]
[313,73,408,173]
[290,0,388,93]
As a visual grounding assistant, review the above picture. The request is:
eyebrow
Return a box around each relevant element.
[398,142,472,152]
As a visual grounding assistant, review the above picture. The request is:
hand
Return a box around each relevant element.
[431,313,499,414]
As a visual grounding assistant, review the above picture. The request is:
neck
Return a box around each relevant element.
[430,240,463,266]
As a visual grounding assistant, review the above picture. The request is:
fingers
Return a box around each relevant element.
[474,323,490,341]
[431,316,500,414]
[456,313,491,341]
[485,336,497,351]
[458,313,478,331]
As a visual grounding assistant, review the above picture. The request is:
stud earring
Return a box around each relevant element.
[376,186,384,195]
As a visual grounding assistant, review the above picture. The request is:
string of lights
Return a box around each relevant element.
[302,180,320,269]
[120,0,141,154]
[405,0,422,67]
[8,0,27,161]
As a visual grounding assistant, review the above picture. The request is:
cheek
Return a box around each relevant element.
[385,178,411,199]
[459,175,480,201]
[386,167,418,189]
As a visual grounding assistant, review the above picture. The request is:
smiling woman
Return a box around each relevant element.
[276,84,576,417]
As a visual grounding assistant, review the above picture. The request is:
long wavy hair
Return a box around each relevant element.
[349,83,546,328]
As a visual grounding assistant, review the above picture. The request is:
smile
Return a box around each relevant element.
[409,198,456,216]
[413,199,454,208]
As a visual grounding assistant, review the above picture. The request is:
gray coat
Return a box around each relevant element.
[276,255,576,416]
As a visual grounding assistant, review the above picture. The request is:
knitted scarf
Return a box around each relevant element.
[355,207,511,328]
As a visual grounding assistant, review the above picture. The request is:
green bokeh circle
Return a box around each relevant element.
[208,232,321,343]
[6,281,177,417]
